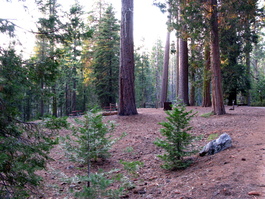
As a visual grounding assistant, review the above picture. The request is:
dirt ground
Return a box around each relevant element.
[38,106,265,199]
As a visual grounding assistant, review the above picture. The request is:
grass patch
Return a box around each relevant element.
[200,112,214,118]
[207,133,219,141]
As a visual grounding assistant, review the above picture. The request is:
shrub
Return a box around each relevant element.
[62,108,116,164]
[73,172,124,199]
[62,108,125,198]
[154,105,197,170]
[0,109,66,198]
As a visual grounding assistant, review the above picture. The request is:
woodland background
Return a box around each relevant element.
[1,0,265,198]
[0,0,265,120]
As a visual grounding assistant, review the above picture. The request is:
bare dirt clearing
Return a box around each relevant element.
[39,106,265,199]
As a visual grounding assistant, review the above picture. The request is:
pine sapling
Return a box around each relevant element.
[154,105,197,170]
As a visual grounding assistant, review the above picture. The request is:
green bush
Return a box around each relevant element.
[0,109,66,198]
[62,108,125,198]
[74,172,124,199]
[120,160,144,177]
[62,108,116,164]
[154,105,197,170]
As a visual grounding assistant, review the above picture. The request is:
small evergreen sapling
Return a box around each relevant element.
[62,108,125,197]
[154,105,197,170]
[63,108,116,165]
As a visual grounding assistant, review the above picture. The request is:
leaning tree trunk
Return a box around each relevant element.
[210,0,225,115]
[119,0,137,116]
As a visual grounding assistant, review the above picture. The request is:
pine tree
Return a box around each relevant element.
[135,49,154,107]
[0,48,65,199]
[92,5,120,107]
[150,39,164,107]
[36,0,62,117]
[62,3,92,113]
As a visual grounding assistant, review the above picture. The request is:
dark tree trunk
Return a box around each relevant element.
[52,85,57,117]
[210,0,226,115]
[160,31,171,107]
[190,71,195,106]
[72,77,76,111]
[178,38,189,105]
[176,37,179,97]
[65,83,70,115]
[228,90,237,106]
[202,44,212,107]
[40,80,44,117]
[245,43,251,106]
[119,0,137,116]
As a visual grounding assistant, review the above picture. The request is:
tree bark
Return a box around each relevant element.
[202,44,212,107]
[119,0,137,116]
[178,38,189,105]
[160,31,171,107]
[52,85,57,117]
[176,37,179,97]
[210,0,226,115]
[190,71,195,106]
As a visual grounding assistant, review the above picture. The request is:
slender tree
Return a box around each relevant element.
[135,49,154,107]
[36,0,61,117]
[202,43,212,107]
[92,5,120,107]
[119,0,137,115]
[62,3,92,114]
[150,39,164,107]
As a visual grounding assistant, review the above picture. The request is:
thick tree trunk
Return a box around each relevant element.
[160,31,171,107]
[119,0,137,116]
[178,38,189,105]
[210,0,225,115]
[202,44,212,107]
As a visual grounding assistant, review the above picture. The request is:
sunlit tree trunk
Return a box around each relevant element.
[119,0,137,116]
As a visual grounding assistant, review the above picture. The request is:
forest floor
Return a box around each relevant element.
[38,106,265,199]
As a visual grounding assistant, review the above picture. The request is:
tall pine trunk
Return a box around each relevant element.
[176,37,179,97]
[210,0,225,115]
[119,0,137,116]
[160,31,171,107]
[190,71,195,106]
[40,80,44,117]
[178,38,189,105]
[52,85,57,117]
[202,44,212,107]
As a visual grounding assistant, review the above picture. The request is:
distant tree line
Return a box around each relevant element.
[0,0,265,121]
